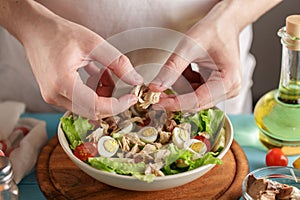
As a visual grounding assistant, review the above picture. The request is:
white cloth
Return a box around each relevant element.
[0,101,25,140]
[0,101,48,184]
[0,0,255,114]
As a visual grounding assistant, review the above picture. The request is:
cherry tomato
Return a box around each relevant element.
[265,148,288,167]
[194,135,211,152]
[74,142,98,162]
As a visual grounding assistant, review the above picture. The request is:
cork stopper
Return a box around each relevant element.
[283,15,300,50]
[286,15,300,38]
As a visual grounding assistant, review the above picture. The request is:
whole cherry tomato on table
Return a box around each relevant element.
[265,148,288,167]
[74,142,98,162]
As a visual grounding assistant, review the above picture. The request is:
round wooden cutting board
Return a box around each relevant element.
[37,136,249,200]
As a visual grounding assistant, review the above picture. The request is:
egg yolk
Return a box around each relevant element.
[190,142,204,153]
[104,139,118,153]
[142,128,155,137]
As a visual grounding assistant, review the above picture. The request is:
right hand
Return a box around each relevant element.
[19,6,144,120]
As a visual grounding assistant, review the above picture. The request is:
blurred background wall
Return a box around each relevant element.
[251,0,300,109]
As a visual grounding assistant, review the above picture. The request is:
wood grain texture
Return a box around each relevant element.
[37,136,249,200]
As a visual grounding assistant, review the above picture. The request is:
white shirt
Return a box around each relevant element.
[0,0,255,114]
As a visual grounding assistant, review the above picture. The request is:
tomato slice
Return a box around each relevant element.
[74,142,98,162]
[194,135,211,152]
[265,148,288,167]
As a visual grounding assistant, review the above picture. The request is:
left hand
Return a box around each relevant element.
[149,3,242,112]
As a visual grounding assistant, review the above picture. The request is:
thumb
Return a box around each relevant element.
[149,33,205,92]
[149,54,190,92]
[89,40,144,86]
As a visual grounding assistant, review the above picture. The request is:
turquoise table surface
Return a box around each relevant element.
[18,113,299,200]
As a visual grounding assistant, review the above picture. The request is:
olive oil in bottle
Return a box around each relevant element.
[254,15,300,155]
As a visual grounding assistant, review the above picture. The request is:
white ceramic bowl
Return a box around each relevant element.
[58,112,233,191]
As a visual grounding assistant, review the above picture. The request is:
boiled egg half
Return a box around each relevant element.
[137,126,158,143]
[184,139,207,159]
[97,136,119,157]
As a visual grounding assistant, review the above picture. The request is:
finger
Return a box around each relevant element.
[149,34,206,92]
[155,69,238,112]
[84,62,115,97]
[56,72,137,120]
[88,40,144,86]
[171,64,205,94]
[149,55,190,92]
[152,92,196,112]
[84,62,100,76]
[84,62,101,90]
[94,94,138,119]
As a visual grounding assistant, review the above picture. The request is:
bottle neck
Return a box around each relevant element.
[277,28,300,104]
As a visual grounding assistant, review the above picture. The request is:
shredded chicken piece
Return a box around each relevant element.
[86,127,104,142]
[119,133,146,153]
[158,130,172,144]
[125,144,140,158]
[154,149,170,163]
[140,144,157,154]
[103,116,120,134]
[124,133,145,146]
[133,85,161,109]
[146,110,167,129]
[99,120,110,135]
[165,119,177,132]
[152,142,163,149]
[145,162,165,177]
[117,152,124,159]
[121,136,131,152]
[131,143,162,164]
[140,92,160,109]
[130,116,144,124]
[134,153,153,164]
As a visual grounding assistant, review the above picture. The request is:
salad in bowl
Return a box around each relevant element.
[58,85,233,191]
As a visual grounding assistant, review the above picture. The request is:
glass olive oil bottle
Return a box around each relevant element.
[254,15,300,155]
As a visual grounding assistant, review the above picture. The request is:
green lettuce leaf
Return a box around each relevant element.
[162,144,193,175]
[162,144,222,175]
[88,157,156,183]
[61,115,94,149]
[174,108,224,137]
[132,173,156,183]
[207,109,224,136]
[188,152,223,170]
[89,157,145,175]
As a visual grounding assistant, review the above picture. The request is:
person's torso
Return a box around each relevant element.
[37,0,219,37]
[37,0,220,70]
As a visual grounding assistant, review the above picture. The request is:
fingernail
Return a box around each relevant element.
[149,79,167,92]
